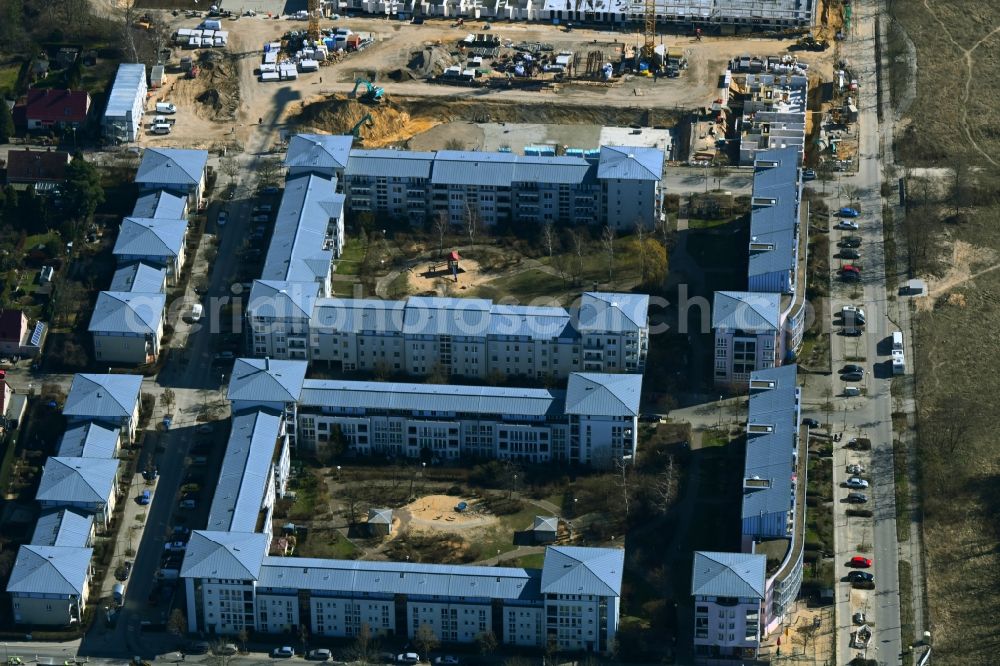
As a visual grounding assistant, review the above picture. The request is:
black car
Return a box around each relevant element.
[840,236,863,248]
[841,364,864,374]
[839,249,861,260]
[115,560,133,581]
[847,492,868,503]
[801,418,820,428]
[847,571,874,583]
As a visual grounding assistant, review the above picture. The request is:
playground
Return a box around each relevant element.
[400,494,499,531]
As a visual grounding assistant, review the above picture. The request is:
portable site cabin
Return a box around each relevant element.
[260,71,280,82]
[150,65,165,89]
[102,63,148,143]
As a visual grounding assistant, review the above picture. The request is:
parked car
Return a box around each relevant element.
[272,647,295,658]
[213,351,235,364]
[142,468,159,482]
[802,168,816,181]
[846,477,869,489]
[164,541,187,553]
[215,645,238,656]
[849,556,873,568]
[179,499,197,509]
[842,264,861,274]
[837,220,860,230]
[115,560,133,581]
[252,214,270,223]
[186,641,211,655]
[841,270,861,282]
[847,571,874,583]
[847,492,869,503]
[307,650,331,661]
[838,207,860,217]
[847,463,865,475]
[396,654,420,665]
[433,658,459,666]
[253,204,273,213]
[853,611,867,625]
[841,364,864,374]
[840,236,863,248]
[138,489,151,505]
[842,371,864,381]
[217,211,228,226]
[155,102,177,114]
[840,249,861,260]
[801,417,820,428]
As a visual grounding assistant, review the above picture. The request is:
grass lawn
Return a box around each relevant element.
[0,61,20,95]
[507,552,545,569]
[335,241,367,278]
[296,528,358,560]
[472,269,568,304]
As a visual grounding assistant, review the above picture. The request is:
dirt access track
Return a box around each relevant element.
[138,9,836,150]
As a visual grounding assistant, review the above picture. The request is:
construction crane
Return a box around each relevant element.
[351,78,385,104]
[641,0,656,60]
[350,113,374,138]
[307,0,321,41]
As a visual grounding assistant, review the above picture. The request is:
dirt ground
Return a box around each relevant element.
[137,11,837,150]
[758,604,835,663]
[402,494,498,530]
[407,258,487,293]
[917,239,998,312]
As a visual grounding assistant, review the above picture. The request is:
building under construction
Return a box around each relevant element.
[338,0,816,28]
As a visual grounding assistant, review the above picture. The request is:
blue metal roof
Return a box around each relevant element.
[207,409,283,533]
[712,291,780,331]
[691,551,766,599]
[576,292,649,333]
[135,148,208,188]
[63,374,142,421]
[89,291,165,335]
[540,546,624,596]
[298,378,563,417]
[512,156,596,185]
[31,509,94,548]
[57,422,120,458]
[37,456,119,506]
[311,297,405,334]
[742,365,799,525]
[228,358,307,404]
[131,189,187,219]
[564,373,642,417]
[258,556,541,601]
[110,262,167,294]
[262,174,342,284]
[488,305,575,340]
[180,531,268,580]
[248,280,319,320]
[402,296,493,337]
[596,146,664,181]
[6,544,93,597]
[430,150,519,187]
[285,134,353,172]
[345,149,435,179]
[104,63,145,120]
[749,148,800,282]
[113,217,187,261]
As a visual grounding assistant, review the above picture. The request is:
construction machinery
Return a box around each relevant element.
[307,0,321,41]
[351,78,385,103]
[794,34,829,51]
[350,113,374,138]
[641,0,655,59]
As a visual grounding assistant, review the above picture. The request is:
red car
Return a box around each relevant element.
[842,264,861,274]
[849,556,873,568]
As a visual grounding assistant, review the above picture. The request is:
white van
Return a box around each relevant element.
[892,331,903,351]
[189,303,203,322]
[844,386,861,397]
[151,123,171,135]
[155,102,177,114]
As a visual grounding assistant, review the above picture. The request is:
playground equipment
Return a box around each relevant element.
[351,78,385,104]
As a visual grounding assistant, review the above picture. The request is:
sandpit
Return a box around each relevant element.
[403,494,497,530]
[408,258,489,294]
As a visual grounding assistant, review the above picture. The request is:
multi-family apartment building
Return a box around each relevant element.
[737,74,808,166]
[342,145,663,230]
[713,148,806,388]
[692,365,805,661]
[247,292,649,381]
[226,357,641,466]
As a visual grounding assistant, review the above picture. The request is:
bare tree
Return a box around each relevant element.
[601,225,616,283]
[817,160,835,194]
[167,608,187,642]
[465,203,481,245]
[614,457,631,518]
[161,388,175,415]
[255,157,283,191]
[475,631,497,655]
[354,623,376,665]
[220,157,241,188]
[635,222,647,283]
[926,400,979,456]
[414,624,440,659]
[654,455,678,510]
[117,0,140,64]
[434,212,449,258]
[542,222,556,262]
[711,154,729,190]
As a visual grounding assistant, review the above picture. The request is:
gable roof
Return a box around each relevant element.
[0,309,27,343]
[285,134,353,172]
[533,516,558,532]
[110,262,167,294]
[89,291,165,335]
[31,508,94,548]
[576,292,649,333]
[23,88,90,123]
[131,189,187,219]
[37,456,119,506]
[564,373,642,417]
[597,145,663,181]
[135,148,209,188]
[113,217,187,260]
[63,373,142,421]
[6,544,93,597]
[489,304,576,340]
[261,173,341,284]
[402,296,493,337]
[691,551,766,599]
[228,358,307,404]
[248,280,319,320]
[6,149,71,183]
[712,291,781,332]
[540,546,624,596]
[345,149,436,179]
[57,422,120,458]
[311,297,406,334]
[180,531,268,580]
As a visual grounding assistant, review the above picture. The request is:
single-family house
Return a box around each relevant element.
[62,373,142,443]
[134,147,209,206]
[5,149,71,189]
[36,456,120,529]
[6,544,93,626]
[89,290,166,365]
[17,89,91,131]
[0,309,46,358]
[112,217,187,282]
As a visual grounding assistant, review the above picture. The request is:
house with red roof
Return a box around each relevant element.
[5,149,70,187]
[16,89,91,131]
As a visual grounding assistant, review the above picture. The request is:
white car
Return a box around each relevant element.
[846,477,869,489]
[155,102,177,114]
[837,220,860,230]
[847,463,865,475]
